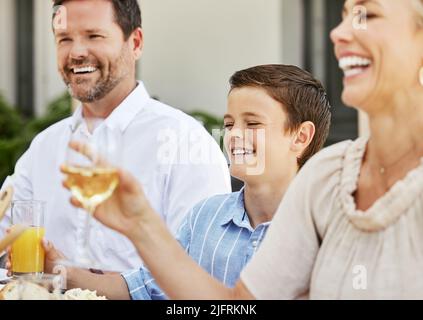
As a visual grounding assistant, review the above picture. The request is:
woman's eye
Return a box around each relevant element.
[361,11,377,19]
[356,10,377,21]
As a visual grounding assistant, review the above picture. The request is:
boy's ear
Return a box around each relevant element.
[291,121,315,156]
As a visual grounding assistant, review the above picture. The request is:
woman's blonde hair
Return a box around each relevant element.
[413,0,423,27]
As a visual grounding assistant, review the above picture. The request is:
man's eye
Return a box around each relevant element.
[89,35,103,39]
[59,38,71,44]
[223,123,234,129]
[247,123,261,127]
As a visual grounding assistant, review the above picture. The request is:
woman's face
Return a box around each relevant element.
[330,0,423,112]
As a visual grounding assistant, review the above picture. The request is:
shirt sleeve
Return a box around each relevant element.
[0,146,34,237]
[122,207,195,300]
[163,131,231,235]
[121,266,168,300]
[240,142,349,300]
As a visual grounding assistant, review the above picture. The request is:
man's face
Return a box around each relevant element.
[54,0,134,102]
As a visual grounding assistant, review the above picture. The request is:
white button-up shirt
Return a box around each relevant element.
[0,82,231,272]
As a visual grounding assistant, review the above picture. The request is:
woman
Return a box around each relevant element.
[64,0,423,299]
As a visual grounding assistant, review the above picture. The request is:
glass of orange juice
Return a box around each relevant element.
[11,201,45,277]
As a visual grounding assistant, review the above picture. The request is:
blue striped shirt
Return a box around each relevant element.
[122,188,270,300]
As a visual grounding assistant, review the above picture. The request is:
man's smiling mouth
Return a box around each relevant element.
[70,66,98,74]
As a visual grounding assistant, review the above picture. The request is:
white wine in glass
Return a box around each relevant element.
[62,118,122,269]
[63,166,119,212]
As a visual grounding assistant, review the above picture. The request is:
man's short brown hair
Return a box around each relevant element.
[52,0,142,40]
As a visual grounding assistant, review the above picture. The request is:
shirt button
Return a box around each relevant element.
[252,241,258,248]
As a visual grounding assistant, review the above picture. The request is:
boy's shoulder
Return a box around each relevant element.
[189,191,243,227]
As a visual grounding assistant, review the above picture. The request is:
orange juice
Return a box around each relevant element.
[11,226,45,274]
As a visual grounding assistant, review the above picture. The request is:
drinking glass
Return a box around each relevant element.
[11,200,45,277]
[61,118,121,269]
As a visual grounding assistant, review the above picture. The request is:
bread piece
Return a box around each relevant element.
[0,280,56,300]
[0,281,20,300]
[63,288,107,300]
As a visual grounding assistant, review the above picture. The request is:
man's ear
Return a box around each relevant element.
[130,27,144,60]
[291,121,315,157]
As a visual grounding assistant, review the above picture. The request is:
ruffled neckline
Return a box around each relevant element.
[339,137,423,232]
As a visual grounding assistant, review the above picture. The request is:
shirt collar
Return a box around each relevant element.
[220,187,248,228]
[69,81,149,133]
[219,187,272,231]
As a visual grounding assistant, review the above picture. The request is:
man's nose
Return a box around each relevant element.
[69,40,89,60]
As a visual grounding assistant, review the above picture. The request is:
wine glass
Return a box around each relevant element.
[61,118,122,269]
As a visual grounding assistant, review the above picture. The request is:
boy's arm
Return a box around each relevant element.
[66,268,131,300]
[40,241,131,300]
[120,209,195,300]
[56,209,196,301]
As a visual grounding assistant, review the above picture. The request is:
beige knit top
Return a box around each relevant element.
[241,137,423,299]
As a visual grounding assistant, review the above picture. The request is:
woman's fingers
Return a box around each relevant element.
[67,141,109,166]
[70,197,83,209]
[69,141,95,162]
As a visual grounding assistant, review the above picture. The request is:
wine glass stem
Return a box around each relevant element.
[81,206,95,264]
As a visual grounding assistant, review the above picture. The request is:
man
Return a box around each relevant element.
[0,0,230,272]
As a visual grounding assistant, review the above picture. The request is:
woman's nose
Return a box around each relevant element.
[330,16,354,46]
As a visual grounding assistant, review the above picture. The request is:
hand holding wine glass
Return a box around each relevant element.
[61,118,122,269]
[62,163,153,240]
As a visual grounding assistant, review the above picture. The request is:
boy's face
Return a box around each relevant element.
[224,87,299,183]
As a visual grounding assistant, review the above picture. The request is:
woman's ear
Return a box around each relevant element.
[291,121,316,156]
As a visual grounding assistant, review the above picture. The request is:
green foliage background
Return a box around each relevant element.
[0,93,72,184]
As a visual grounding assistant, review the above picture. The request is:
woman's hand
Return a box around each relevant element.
[61,141,154,238]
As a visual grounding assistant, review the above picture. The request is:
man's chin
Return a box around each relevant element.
[68,87,99,103]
